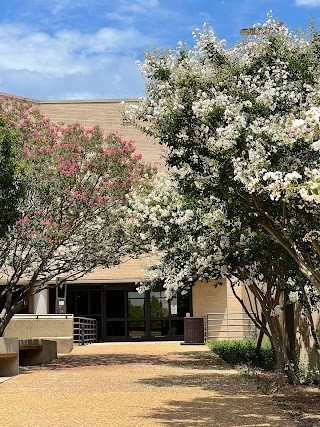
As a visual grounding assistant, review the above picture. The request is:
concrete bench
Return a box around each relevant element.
[0,337,19,376]
[19,339,57,366]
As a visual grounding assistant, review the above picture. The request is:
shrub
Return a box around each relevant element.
[207,339,276,370]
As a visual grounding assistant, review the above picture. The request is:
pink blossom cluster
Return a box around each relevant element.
[0,96,152,249]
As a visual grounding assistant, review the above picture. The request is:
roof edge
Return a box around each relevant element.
[0,92,141,105]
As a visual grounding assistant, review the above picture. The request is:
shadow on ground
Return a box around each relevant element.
[18,347,319,427]
[139,394,290,427]
[138,370,249,392]
[20,350,230,373]
[273,387,320,427]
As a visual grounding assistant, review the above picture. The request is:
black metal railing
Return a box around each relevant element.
[73,317,97,345]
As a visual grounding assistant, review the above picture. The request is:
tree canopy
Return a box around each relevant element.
[128,13,320,299]
[0,96,152,335]
[127,14,320,377]
[0,107,25,237]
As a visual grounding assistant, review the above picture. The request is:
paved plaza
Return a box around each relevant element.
[0,342,297,427]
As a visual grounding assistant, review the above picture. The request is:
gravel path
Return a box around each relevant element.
[0,342,297,427]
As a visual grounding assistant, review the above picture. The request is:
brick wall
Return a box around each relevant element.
[193,279,253,340]
[36,99,165,170]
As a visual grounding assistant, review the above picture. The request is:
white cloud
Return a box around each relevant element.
[31,0,160,21]
[0,58,145,100]
[0,20,149,99]
[106,0,162,24]
[0,23,151,77]
[31,0,89,15]
[116,0,159,14]
[295,0,320,6]
[0,0,193,99]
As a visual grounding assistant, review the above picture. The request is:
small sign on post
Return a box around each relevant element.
[55,278,67,314]
[171,304,177,315]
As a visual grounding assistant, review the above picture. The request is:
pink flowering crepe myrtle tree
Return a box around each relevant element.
[0,96,152,335]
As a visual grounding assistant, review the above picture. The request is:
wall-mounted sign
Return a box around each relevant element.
[171,304,177,315]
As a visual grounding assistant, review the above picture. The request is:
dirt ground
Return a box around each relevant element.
[0,342,318,427]
[249,368,320,427]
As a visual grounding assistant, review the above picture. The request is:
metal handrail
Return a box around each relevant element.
[13,314,74,320]
[73,317,97,345]
[204,312,256,341]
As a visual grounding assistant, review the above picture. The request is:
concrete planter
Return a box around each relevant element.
[0,337,19,376]
[19,338,57,365]
[4,314,74,355]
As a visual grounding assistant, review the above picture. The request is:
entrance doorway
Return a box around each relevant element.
[61,283,191,342]
[104,288,191,341]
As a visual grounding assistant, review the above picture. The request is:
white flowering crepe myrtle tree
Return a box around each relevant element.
[130,174,314,379]
[127,15,320,352]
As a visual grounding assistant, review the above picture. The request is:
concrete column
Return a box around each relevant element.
[34,288,48,314]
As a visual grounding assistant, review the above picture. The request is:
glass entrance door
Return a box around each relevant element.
[105,289,126,338]
[103,287,191,341]
[149,290,189,340]
[127,291,146,339]
[150,290,170,338]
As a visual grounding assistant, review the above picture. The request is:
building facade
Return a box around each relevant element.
[2,94,252,343]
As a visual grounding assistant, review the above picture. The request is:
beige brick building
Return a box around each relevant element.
[2,94,250,343]
[38,98,164,169]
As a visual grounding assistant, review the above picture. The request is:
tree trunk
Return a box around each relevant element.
[284,303,296,363]
[0,292,29,336]
[255,314,266,357]
[0,313,12,336]
[268,316,300,385]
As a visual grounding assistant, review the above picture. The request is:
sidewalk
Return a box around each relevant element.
[0,342,297,427]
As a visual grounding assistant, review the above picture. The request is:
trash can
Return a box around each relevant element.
[183,317,204,344]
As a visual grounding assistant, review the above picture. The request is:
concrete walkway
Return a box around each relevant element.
[0,342,297,427]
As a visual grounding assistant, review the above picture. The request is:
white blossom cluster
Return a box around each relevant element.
[127,13,320,205]
[129,173,228,297]
[126,13,320,306]
[270,305,283,317]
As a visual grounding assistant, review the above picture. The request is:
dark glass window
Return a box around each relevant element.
[151,320,169,337]
[150,291,169,317]
[106,321,125,336]
[128,291,145,318]
[128,321,145,337]
[76,287,89,315]
[177,292,191,317]
[106,290,125,318]
[89,286,101,315]
[171,320,184,335]
[66,288,76,315]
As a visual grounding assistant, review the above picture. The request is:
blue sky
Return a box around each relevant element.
[0,0,320,100]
